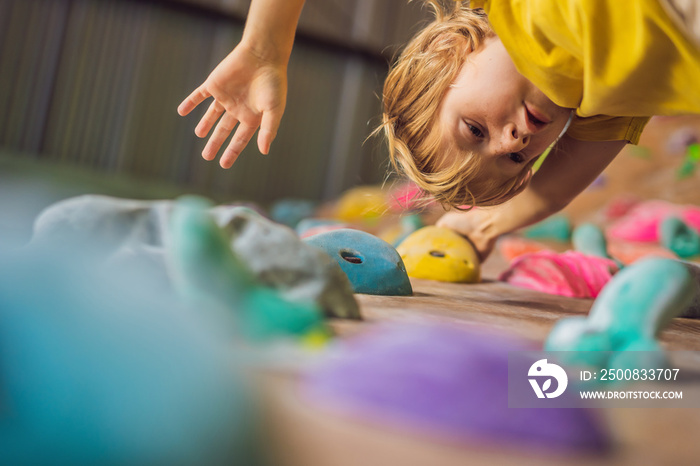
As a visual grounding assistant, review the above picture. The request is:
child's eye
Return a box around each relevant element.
[509,152,525,164]
[466,123,483,138]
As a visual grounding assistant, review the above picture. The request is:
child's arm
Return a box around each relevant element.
[178,0,306,168]
[437,134,627,259]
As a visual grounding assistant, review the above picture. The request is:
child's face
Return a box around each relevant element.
[438,36,572,179]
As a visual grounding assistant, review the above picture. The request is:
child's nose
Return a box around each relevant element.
[500,124,530,152]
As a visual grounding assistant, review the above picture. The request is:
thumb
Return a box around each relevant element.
[257,109,283,155]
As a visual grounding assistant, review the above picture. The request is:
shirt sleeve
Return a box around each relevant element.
[566,115,651,145]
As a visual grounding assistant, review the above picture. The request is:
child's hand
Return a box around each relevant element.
[178,44,287,168]
[436,209,497,262]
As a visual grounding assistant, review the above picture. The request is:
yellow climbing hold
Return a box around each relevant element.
[396,226,481,283]
[334,186,388,224]
[300,327,333,351]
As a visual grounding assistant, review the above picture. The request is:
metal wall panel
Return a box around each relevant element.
[0,0,429,202]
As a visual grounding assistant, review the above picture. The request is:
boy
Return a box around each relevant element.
[178,0,700,259]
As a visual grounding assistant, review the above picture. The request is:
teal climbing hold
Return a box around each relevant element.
[168,196,329,341]
[304,228,413,296]
[270,198,316,228]
[393,213,426,247]
[523,215,572,242]
[572,223,610,259]
[545,258,695,370]
[660,217,700,259]
[0,234,257,464]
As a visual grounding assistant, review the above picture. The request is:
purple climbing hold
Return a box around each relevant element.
[303,322,609,453]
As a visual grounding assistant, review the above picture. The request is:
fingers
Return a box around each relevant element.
[202,113,238,161]
[258,110,283,155]
[220,123,257,169]
[178,86,211,116]
[195,100,225,138]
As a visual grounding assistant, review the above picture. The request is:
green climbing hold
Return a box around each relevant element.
[545,258,695,371]
[523,215,572,242]
[168,195,329,342]
[660,217,700,259]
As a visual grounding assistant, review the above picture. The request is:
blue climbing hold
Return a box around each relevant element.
[304,229,413,296]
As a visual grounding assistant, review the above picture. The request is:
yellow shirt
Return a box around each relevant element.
[471,0,700,143]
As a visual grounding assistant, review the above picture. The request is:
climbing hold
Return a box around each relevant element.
[606,200,700,243]
[396,226,480,283]
[212,204,362,320]
[677,143,700,179]
[30,195,361,320]
[498,236,552,262]
[659,217,700,259]
[333,186,388,224]
[378,214,425,247]
[387,180,433,212]
[168,196,331,341]
[499,250,619,299]
[381,213,426,247]
[304,322,609,453]
[304,229,412,296]
[523,215,572,242]
[601,195,641,222]
[572,223,611,259]
[270,198,316,228]
[393,214,426,246]
[607,239,677,265]
[0,240,256,464]
[221,201,268,218]
[545,258,695,369]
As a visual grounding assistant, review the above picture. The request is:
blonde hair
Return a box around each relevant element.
[379,0,532,209]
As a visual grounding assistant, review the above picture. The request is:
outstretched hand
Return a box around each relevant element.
[436,209,498,262]
[178,45,287,168]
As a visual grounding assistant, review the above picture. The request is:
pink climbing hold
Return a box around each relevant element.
[601,195,640,222]
[606,200,700,243]
[499,251,620,299]
[388,181,434,212]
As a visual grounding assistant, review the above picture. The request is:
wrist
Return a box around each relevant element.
[240,0,304,66]
[238,39,290,67]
